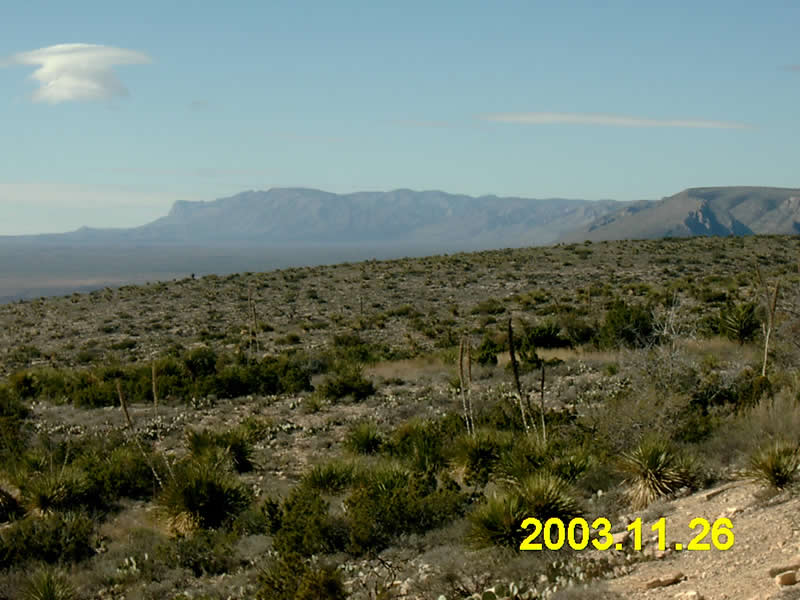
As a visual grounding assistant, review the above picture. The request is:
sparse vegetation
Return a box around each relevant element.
[619,438,696,509]
[1,235,800,597]
[746,441,800,490]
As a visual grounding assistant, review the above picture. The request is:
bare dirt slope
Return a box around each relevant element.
[607,482,800,599]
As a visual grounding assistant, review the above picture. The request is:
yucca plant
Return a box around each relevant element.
[186,429,217,459]
[158,453,253,532]
[719,301,759,345]
[22,567,76,600]
[454,429,514,487]
[186,428,254,474]
[496,433,551,483]
[746,441,800,490]
[388,419,447,473]
[22,466,90,514]
[550,449,593,484]
[219,428,255,473]
[303,461,358,494]
[344,421,383,455]
[466,492,529,550]
[620,438,693,509]
[517,471,583,521]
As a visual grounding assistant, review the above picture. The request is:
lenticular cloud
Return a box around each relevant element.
[5,43,151,103]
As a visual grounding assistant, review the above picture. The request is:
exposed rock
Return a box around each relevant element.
[612,531,630,546]
[704,485,734,501]
[769,558,800,577]
[644,571,685,589]
[775,571,798,586]
[674,591,704,600]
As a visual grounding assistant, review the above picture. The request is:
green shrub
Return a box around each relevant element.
[157,529,238,576]
[0,384,29,419]
[84,441,160,503]
[183,347,218,379]
[345,466,466,554]
[471,298,506,315]
[11,350,312,408]
[209,364,251,398]
[597,300,654,349]
[331,333,379,364]
[257,554,347,600]
[619,438,695,509]
[0,385,29,458]
[344,421,383,455]
[387,419,449,473]
[317,363,375,402]
[746,441,800,490]
[475,334,504,366]
[295,564,347,600]
[270,353,314,393]
[560,314,596,347]
[733,370,772,410]
[476,397,527,432]
[272,485,347,557]
[239,415,274,441]
[10,372,38,400]
[0,510,96,568]
[158,455,253,531]
[526,320,570,349]
[0,486,22,523]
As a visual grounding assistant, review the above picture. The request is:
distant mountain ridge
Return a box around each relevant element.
[560,186,800,242]
[6,188,625,248]
[3,186,799,249]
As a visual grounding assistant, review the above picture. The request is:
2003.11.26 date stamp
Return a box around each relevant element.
[519,516,734,552]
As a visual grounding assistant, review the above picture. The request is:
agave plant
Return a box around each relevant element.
[619,438,693,509]
[746,441,800,490]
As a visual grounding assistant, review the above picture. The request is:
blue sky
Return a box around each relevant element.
[2,0,799,234]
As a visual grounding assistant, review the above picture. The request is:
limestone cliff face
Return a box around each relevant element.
[561,187,800,242]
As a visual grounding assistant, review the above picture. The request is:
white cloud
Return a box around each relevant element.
[483,112,751,129]
[3,43,150,103]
